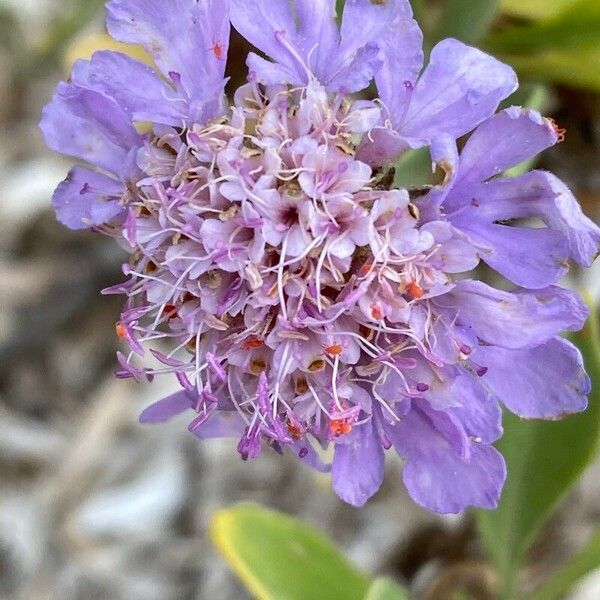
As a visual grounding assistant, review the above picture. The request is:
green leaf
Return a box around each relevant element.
[500,0,582,21]
[484,0,600,91]
[485,0,600,54]
[528,529,600,600]
[365,577,409,600]
[476,307,600,600]
[498,48,600,93]
[436,0,501,43]
[211,503,370,600]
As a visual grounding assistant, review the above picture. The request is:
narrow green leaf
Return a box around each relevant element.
[211,503,370,600]
[476,307,600,600]
[365,577,409,600]
[436,0,501,43]
[528,529,600,600]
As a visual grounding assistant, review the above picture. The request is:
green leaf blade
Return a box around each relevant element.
[529,529,600,600]
[436,0,501,43]
[476,306,600,600]
[211,503,370,600]
[365,577,409,600]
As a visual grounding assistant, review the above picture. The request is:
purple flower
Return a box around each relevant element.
[40,0,600,513]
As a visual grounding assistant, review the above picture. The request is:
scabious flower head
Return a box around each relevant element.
[41,0,600,513]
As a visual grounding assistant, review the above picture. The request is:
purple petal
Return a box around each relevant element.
[73,52,187,126]
[230,0,302,82]
[332,419,384,507]
[544,173,600,266]
[477,337,589,419]
[374,0,424,124]
[291,439,331,473]
[386,405,506,513]
[326,43,382,94]
[448,171,600,267]
[450,280,588,349]
[140,390,192,423]
[331,0,409,92]
[190,410,247,439]
[400,39,517,142]
[454,107,558,185]
[40,83,139,176]
[106,0,230,101]
[355,127,410,167]
[246,52,300,86]
[52,166,125,230]
[426,373,502,444]
[455,221,569,288]
[295,0,338,78]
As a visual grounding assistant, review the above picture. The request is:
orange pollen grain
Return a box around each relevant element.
[115,323,127,339]
[406,282,424,299]
[325,344,343,356]
[329,419,352,436]
[287,422,302,440]
[242,338,264,350]
[359,262,373,276]
[371,306,384,320]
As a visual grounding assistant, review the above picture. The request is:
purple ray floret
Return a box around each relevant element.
[40,0,600,514]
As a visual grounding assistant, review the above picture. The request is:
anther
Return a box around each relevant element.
[406,282,424,299]
[324,344,343,356]
[329,419,352,437]
[242,337,264,350]
[250,358,267,375]
[308,358,326,372]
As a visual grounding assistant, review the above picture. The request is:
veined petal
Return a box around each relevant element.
[40,82,140,177]
[246,52,301,86]
[456,221,570,289]
[339,0,407,57]
[425,372,503,444]
[73,51,187,126]
[386,404,505,513]
[52,166,125,230]
[373,0,424,124]
[230,0,302,80]
[106,0,230,100]
[449,171,600,267]
[295,0,338,77]
[450,280,588,349]
[455,107,558,184]
[478,337,589,419]
[326,43,382,94]
[400,39,517,142]
[332,419,384,507]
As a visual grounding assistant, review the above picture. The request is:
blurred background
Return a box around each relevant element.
[0,1,599,599]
